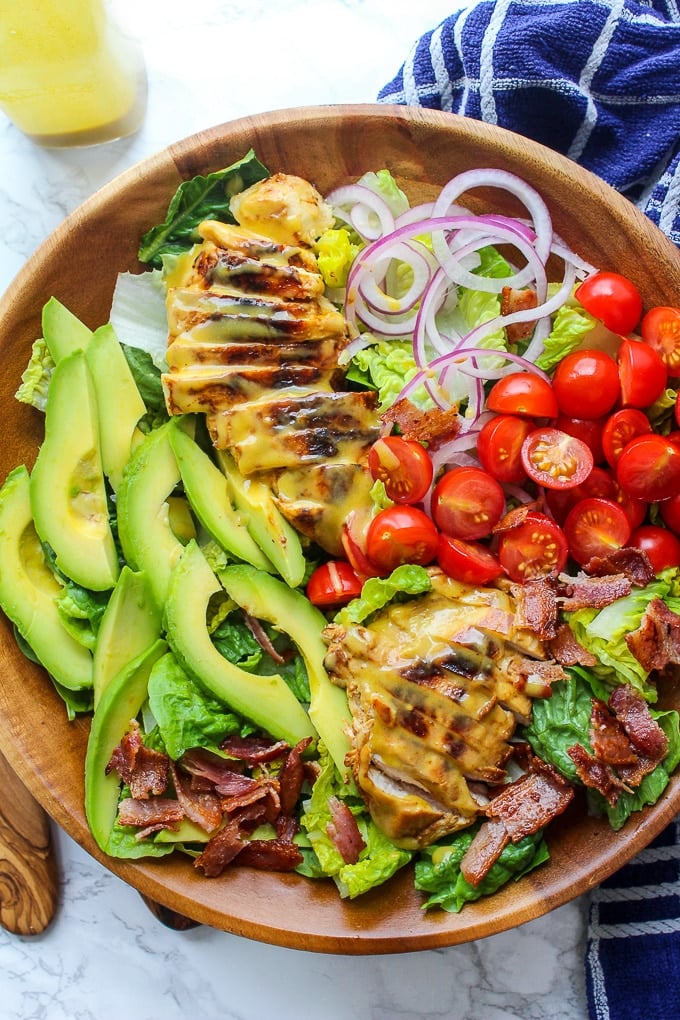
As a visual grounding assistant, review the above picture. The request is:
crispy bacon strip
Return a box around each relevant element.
[501,286,538,343]
[589,699,638,767]
[567,743,628,805]
[625,598,680,674]
[459,818,510,887]
[117,797,184,839]
[106,721,169,799]
[584,547,655,588]
[558,572,632,611]
[194,817,246,877]
[609,685,668,760]
[236,838,303,871]
[278,737,313,818]
[169,762,223,834]
[219,734,290,764]
[326,796,366,864]
[380,397,460,450]
[511,577,559,640]
[547,623,597,667]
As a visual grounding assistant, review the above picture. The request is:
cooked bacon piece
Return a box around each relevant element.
[505,656,567,698]
[117,797,184,839]
[194,817,245,877]
[326,796,366,864]
[493,503,541,535]
[501,286,538,343]
[244,613,287,664]
[625,598,680,674]
[278,738,313,818]
[547,623,597,667]
[219,734,290,764]
[220,775,280,822]
[589,699,638,767]
[584,547,655,588]
[380,397,460,450]
[558,572,632,611]
[609,685,669,760]
[106,721,169,799]
[511,577,559,640]
[459,818,510,887]
[567,743,628,805]
[169,763,223,834]
[460,758,574,885]
[235,838,303,871]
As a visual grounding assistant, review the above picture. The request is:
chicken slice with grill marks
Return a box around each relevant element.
[322,569,551,850]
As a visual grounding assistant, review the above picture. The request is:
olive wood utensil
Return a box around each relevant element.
[0,749,58,935]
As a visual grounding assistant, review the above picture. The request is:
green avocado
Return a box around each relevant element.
[0,465,93,690]
[92,567,162,708]
[84,638,167,853]
[164,540,316,746]
[168,421,273,572]
[42,297,93,363]
[215,449,306,588]
[85,324,146,492]
[116,421,185,610]
[219,563,352,781]
[30,350,119,592]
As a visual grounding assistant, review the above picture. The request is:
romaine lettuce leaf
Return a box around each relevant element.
[414,828,549,912]
[138,150,269,268]
[55,581,110,651]
[357,169,409,218]
[334,564,432,626]
[15,337,54,412]
[315,228,359,288]
[109,269,169,371]
[346,338,425,409]
[535,302,597,371]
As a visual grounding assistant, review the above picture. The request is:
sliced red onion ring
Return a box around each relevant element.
[326,184,395,241]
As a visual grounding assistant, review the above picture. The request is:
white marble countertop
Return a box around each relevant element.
[0,2,590,1018]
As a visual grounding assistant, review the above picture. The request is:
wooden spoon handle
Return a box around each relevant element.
[0,750,58,935]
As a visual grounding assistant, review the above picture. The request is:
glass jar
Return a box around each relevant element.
[0,0,147,147]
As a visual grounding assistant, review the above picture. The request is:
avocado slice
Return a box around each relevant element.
[164,540,316,746]
[219,563,352,781]
[215,449,306,588]
[168,421,273,572]
[42,296,93,362]
[0,465,93,691]
[85,324,146,492]
[30,350,119,592]
[92,567,162,708]
[116,421,184,610]
[84,638,167,853]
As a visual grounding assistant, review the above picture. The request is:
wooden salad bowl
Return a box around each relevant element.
[0,105,679,953]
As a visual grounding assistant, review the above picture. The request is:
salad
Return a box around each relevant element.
[1,149,680,916]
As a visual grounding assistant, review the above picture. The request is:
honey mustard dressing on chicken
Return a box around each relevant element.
[322,569,549,850]
[161,174,379,555]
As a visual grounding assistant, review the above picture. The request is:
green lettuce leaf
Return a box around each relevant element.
[55,581,110,651]
[15,337,55,412]
[414,828,549,912]
[356,169,409,218]
[109,269,169,371]
[138,150,269,268]
[346,338,424,409]
[147,651,248,759]
[334,564,432,626]
[315,227,359,288]
[120,344,169,432]
[299,746,411,897]
[535,302,597,371]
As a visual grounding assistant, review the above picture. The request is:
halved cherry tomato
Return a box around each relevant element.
[617,337,667,408]
[563,497,632,567]
[575,271,643,334]
[641,305,680,376]
[497,511,569,581]
[660,493,680,536]
[556,414,606,464]
[432,466,505,540]
[629,525,680,573]
[616,433,680,502]
[486,372,558,418]
[521,428,593,490]
[307,561,363,607]
[365,505,439,573]
[477,414,534,483]
[552,349,621,419]
[601,408,652,468]
[367,435,433,504]
[612,480,648,531]
[437,534,503,585]
[545,465,617,523]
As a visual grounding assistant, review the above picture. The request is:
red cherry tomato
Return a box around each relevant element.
[497,511,569,581]
[641,305,680,377]
[575,271,643,334]
[556,414,606,464]
[617,338,667,408]
[365,505,439,573]
[552,349,621,419]
[486,372,558,419]
[431,466,505,540]
[616,433,680,502]
[545,465,617,524]
[436,534,503,585]
[563,497,632,567]
[660,493,680,536]
[307,561,363,607]
[676,393,680,428]
[367,436,433,504]
[477,414,534,484]
[521,428,594,490]
[612,480,648,531]
[629,525,680,573]
[601,408,652,468]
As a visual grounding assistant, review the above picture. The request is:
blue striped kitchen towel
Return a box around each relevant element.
[378,3,680,1018]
